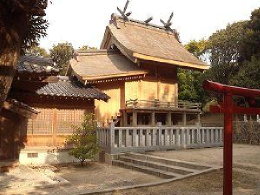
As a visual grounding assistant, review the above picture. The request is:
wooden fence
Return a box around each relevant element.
[97,123,223,154]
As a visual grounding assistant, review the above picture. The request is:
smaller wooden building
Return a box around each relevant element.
[0,56,109,163]
[68,15,208,127]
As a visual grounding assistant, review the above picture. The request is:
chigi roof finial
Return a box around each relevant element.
[117,0,132,21]
[144,16,153,24]
[160,12,174,29]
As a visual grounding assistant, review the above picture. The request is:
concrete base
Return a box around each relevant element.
[19,147,79,165]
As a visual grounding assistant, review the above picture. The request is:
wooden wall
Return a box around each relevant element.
[25,107,93,147]
[125,78,177,102]
[94,82,123,126]
[94,63,178,126]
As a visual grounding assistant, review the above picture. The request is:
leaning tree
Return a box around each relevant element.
[0,0,48,110]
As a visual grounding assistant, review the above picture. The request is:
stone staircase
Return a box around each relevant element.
[112,153,218,179]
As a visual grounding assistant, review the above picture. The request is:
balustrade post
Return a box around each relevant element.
[206,129,210,145]
[109,122,115,152]
[197,126,201,145]
[146,129,151,147]
[187,129,191,146]
[215,128,218,144]
[132,129,137,147]
[152,129,157,146]
[175,128,180,147]
[210,128,214,145]
[126,129,130,147]
[220,128,223,143]
[118,129,122,148]
[202,128,205,145]
[158,122,162,146]
[139,129,144,146]
[180,127,186,148]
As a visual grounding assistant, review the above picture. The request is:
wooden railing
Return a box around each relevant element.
[125,99,201,110]
[97,123,223,154]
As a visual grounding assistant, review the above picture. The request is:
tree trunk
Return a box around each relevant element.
[0,49,19,111]
[80,159,85,166]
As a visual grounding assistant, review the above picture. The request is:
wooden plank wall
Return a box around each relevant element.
[26,107,92,147]
[125,78,177,102]
[94,82,122,126]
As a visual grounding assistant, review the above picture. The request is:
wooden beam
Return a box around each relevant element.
[133,53,209,70]
[2,101,38,119]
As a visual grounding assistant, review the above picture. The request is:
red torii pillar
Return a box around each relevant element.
[203,80,260,195]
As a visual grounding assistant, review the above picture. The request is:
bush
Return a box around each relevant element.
[66,114,99,166]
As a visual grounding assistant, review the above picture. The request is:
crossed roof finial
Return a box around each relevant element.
[160,12,174,29]
[117,0,132,21]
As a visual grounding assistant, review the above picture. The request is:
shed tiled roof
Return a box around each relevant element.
[70,50,148,82]
[34,77,109,101]
[101,15,208,70]
[17,55,59,75]
[6,99,39,114]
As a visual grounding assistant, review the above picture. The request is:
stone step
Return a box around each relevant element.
[112,160,178,179]
[119,155,194,175]
[125,152,210,170]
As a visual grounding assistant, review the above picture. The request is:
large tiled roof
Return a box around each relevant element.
[101,15,208,70]
[70,50,148,83]
[34,77,109,101]
[17,55,59,75]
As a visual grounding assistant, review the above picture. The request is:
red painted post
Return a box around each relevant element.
[223,93,233,195]
[203,80,260,195]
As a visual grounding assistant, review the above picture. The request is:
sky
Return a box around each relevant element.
[40,0,260,50]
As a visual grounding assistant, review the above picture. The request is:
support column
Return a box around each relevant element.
[197,112,201,125]
[109,122,115,153]
[183,112,187,126]
[180,127,186,148]
[133,111,137,127]
[151,112,155,126]
[223,93,233,195]
[118,129,122,148]
[166,112,171,126]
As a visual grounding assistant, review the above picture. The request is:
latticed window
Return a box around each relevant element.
[27,108,86,135]
[27,108,52,134]
[56,109,85,134]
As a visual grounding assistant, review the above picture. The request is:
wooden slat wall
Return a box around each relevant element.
[125,78,177,102]
[158,79,177,102]
[95,82,122,126]
[26,108,92,147]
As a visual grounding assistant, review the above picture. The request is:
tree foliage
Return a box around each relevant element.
[66,114,99,166]
[79,45,97,50]
[26,46,49,57]
[178,40,208,104]
[50,42,74,75]
[0,0,48,54]
[206,21,249,84]
[0,0,48,110]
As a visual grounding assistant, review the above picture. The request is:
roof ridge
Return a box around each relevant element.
[76,49,120,56]
[112,14,178,35]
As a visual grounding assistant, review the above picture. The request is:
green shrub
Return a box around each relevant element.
[66,114,99,166]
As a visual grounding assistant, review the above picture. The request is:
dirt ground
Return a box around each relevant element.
[104,144,260,195]
[0,162,160,195]
[1,144,260,195]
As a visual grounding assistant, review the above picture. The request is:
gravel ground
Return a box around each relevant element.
[103,144,260,195]
[1,144,260,195]
[0,162,160,195]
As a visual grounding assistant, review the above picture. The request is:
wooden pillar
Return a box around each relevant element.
[133,111,137,127]
[197,112,201,125]
[151,112,156,126]
[183,112,187,126]
[52,108,57,146]
[166,112,171,126]
[110,122,115,152]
